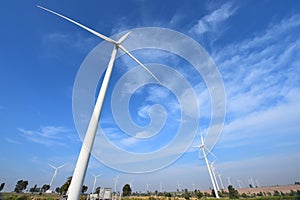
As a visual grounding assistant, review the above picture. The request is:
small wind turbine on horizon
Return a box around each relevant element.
[228,176,232,186]
[255,179,260,187]
[37,5,161,200]
[146,183,151,193]
[177,182,181,192]
[194,132,220,199]
[91,173,102,194]
[236,179,242,189]
[114,176,119,193]
[49,164,65,189]
[210,161,220,192]
[218,173,225,190]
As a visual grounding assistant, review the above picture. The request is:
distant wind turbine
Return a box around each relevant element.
[228,176,232,186]
[91,173,102,194]
[146,183,151,192]
[236,179,242,189]
[177,182,181,192]
[114,176,119,193]
[255,179,260,187]
[195,132,220,198]
[210,161,220,192]
[37,5,161,200]
[49,164,65,189]
[218,173,224,190]
[250,178,255,187]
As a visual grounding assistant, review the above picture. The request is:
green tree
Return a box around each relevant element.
[183,189,190,200]
[122,184,132,196]
[61,176,72,194]
[228,185,239,199]
[14,180,28,193]
[29,184,38,193]
[42,184,50,192]
[0,182,5,191]
[55,187,61,194]
[95,186,101,194]
[273,190,280,196]
[82,185,88,194]
[196,190,203,199]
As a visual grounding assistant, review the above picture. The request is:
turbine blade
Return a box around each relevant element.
[58,164,65,169]
[37,5,117,44]
[118,45,161,84]
[204,146,217,158]
[49,164,56,169]
[117,31,131,44]
[200,132,204,145]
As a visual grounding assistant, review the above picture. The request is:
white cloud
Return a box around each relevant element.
[219,88,300,148]
[5,138,21,144]
[18,126,74,146]
[213,13,300,120]
[190,2,237,35]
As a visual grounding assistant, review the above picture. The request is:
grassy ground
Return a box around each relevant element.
[0,192,60,200]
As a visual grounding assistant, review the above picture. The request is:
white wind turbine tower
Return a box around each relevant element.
[228,176,232,186]
[37,6,161,200]
[49,164,65,189]
[91,173,102,194]
[210,161,220,192]
[114,176,119,193]
[177,182,181,192]
[236,179,242,189]
[255,179,260,187]
[195,132,220,199]
[218,173,224,190]
[146,183,151,193]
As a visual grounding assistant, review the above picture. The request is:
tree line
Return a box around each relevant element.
[0,177,88,195]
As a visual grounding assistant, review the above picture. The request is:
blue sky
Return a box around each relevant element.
[1,0,300,193]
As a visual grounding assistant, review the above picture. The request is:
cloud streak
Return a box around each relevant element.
[190,2,237,35]
[18,126,74,147]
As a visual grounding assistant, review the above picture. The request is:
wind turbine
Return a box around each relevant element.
[210,161,220,192]
[236,179,242,189]
[49,164,65,189]
[195,132,220,198]
[37,6,161,200]
[91,173,102,194]
[255,179,260,187]
[114,176,119,193]
[146,183,151,193]
[228,176,232,186]
[250,178,255,187]
[177,182,181,192]
[218,173,224,190]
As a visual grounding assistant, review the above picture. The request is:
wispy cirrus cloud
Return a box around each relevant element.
[5,138,21,144]
[212,14,300,148]
[18,126,75,147]
[190,2,237,35]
